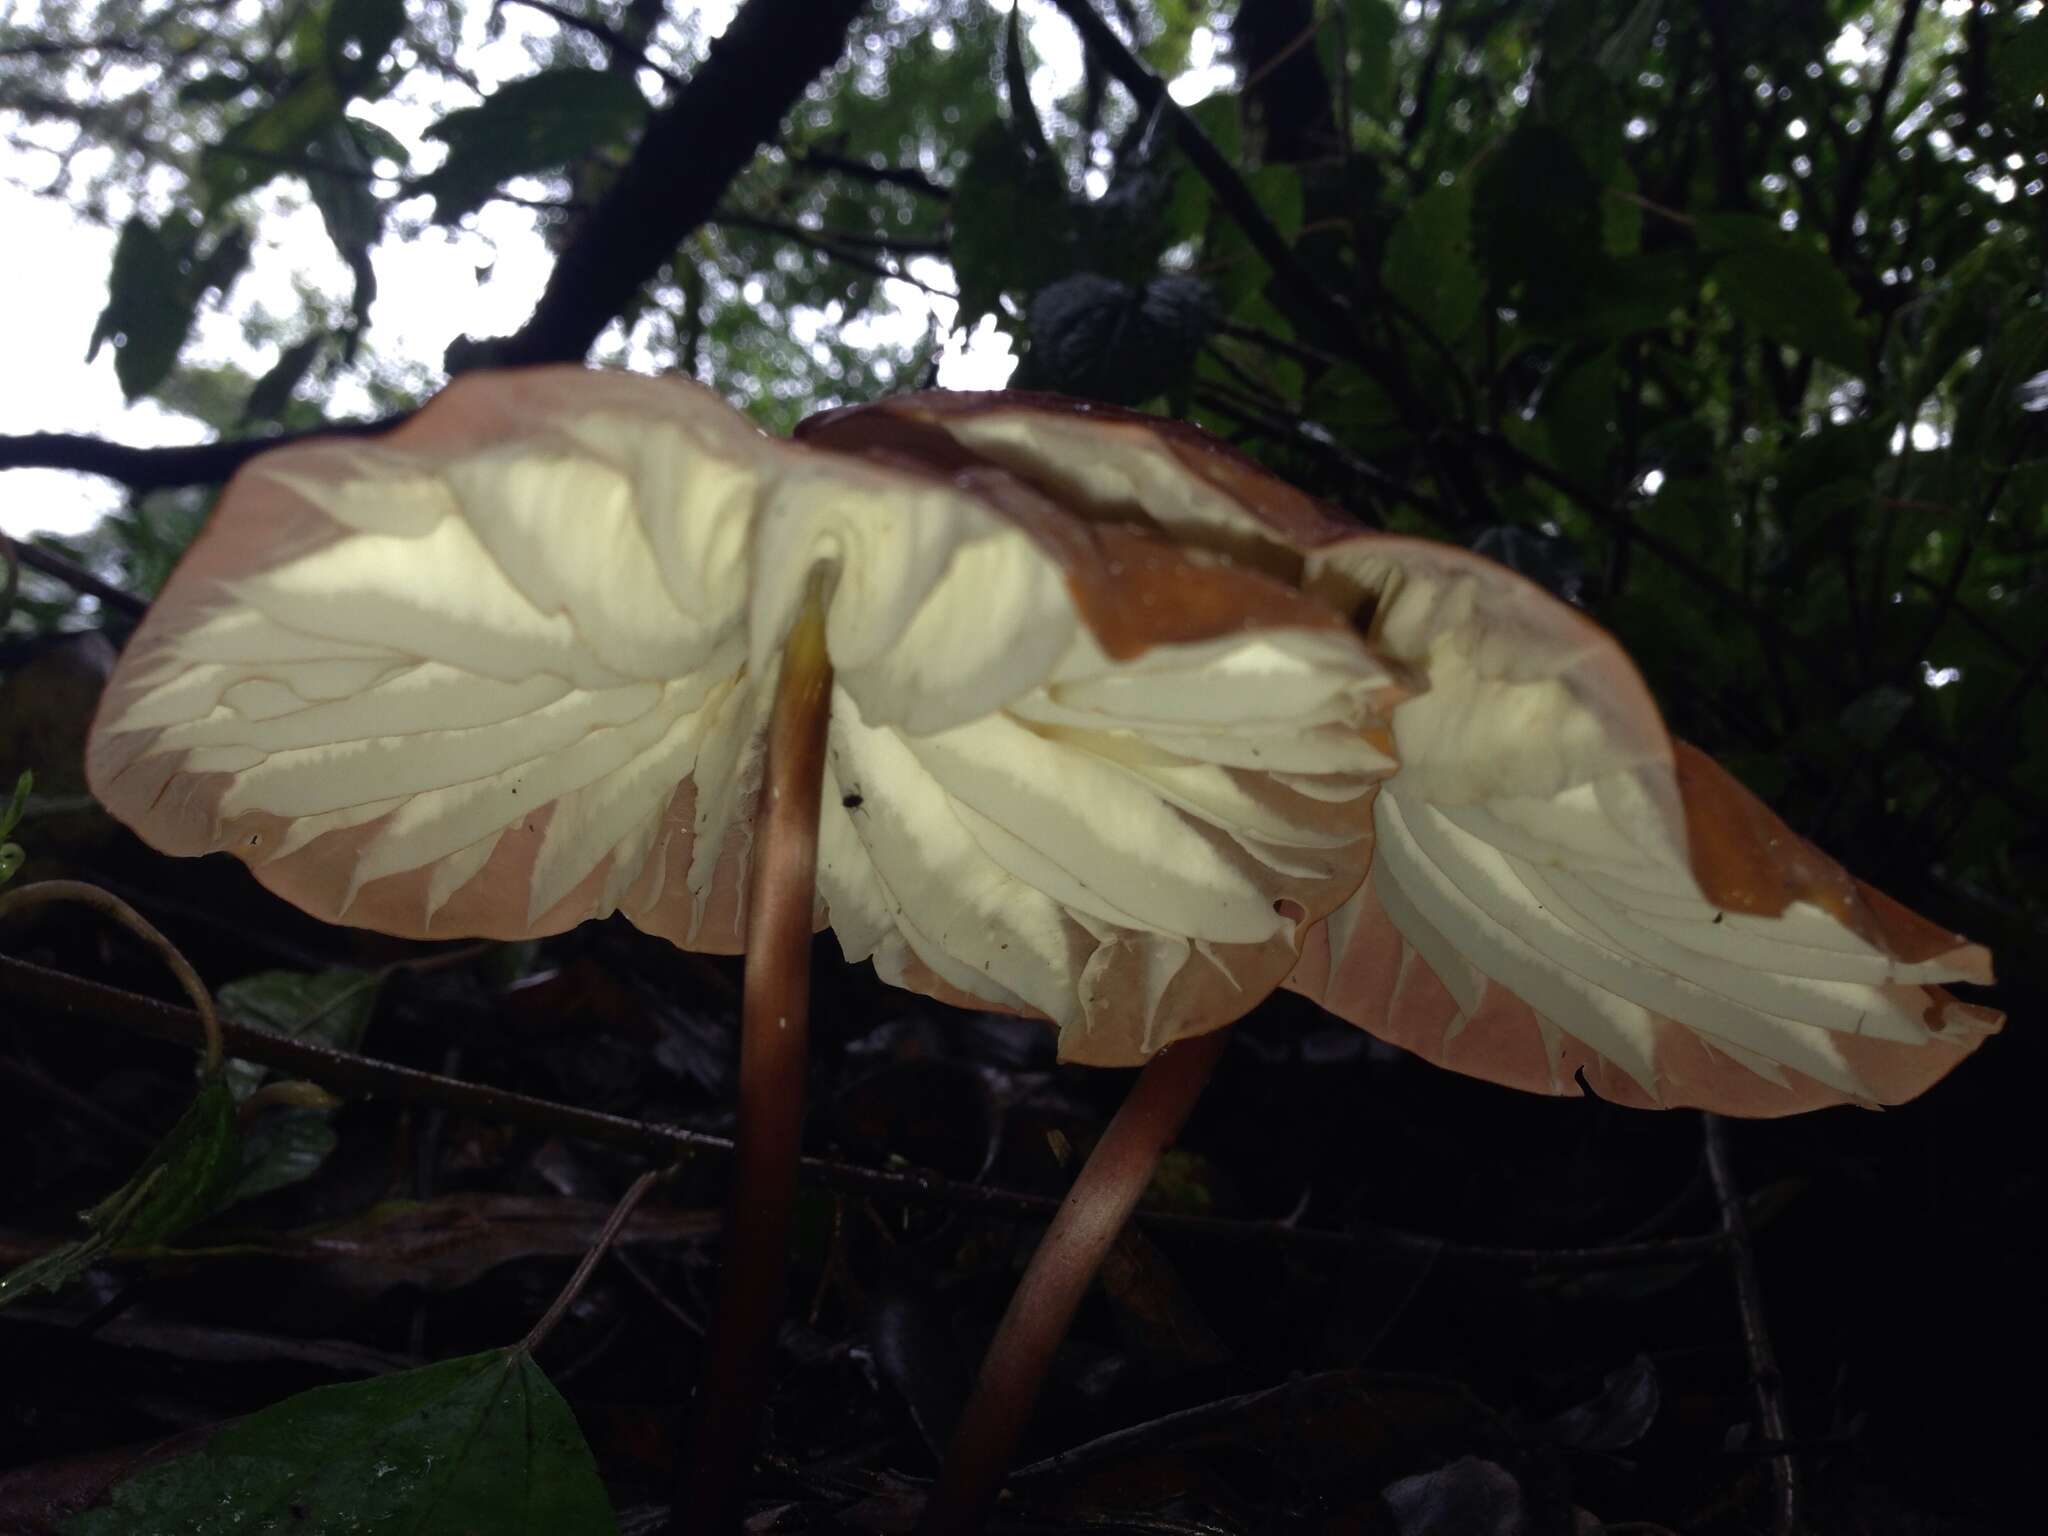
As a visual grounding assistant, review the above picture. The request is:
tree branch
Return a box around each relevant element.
[485,0,870,369]
[2,536,147,619]
[0,415,406,493]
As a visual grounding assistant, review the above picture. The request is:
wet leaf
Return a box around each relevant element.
[231,1109,339,1204]
[0,1078,242,1309]
[63,1348,617,1535]
[1528,1355,1660,1450]
[1382,1454,1525,1536]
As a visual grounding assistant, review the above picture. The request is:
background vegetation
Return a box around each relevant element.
[0,2,2041,1532]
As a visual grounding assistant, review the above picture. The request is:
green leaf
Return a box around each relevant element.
[0,770,29,839]
[1384,178,1479,344]
[950,121,1076,327]
[327,0,406,93]
[1201,163,1304,320]
[1471,125,1603,320]
[344,114,411,170]
[1992,15,2048,108]
[1328,0,1398,118]
[1697,213,1871,373]
[1596,0,1663,82]
[1002,2,1051,161]
[0,1078,242,1309]
[1528,251,1698,342]
[203,76,344,211]
[0,769,28,886]
[1541,346,1618,495]
[219,967,382,1101]
[1019,273,1213,405]
[232,1109,340,1204]
[63,1348,618,1536]
[243,334,327,423]
[418,68,649,225]
[87,217,202,400]
[305,119,382,331]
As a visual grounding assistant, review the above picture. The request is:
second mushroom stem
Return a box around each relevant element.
[920,1025,1233,1536]
[678,578,834,1535]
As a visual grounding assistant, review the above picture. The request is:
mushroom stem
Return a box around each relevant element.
[678,579,833,1534]
[920,1026,1232,1535]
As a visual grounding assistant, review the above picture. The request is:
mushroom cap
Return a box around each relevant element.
[803,390,2003,1114]
[87,367,1397,1065]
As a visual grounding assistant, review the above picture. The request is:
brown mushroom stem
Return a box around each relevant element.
[920,1026,1233,1536]
[677,580,833,1534]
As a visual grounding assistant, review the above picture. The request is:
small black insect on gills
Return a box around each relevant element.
[842,793,864,810]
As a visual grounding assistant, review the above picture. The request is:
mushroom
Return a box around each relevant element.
[84,372,1999,1531]
[83,366,1400,1529]
[793,389,2003,1530]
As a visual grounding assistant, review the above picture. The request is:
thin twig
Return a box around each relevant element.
[1702,1113,1799,1536]
[0,881,221,1074]
[522,1164,675,1353]
[714,213,957,299]
[2,951,1735,1274]
[716,208,950,256]
[794,148,953,201]
[4,539,147,619]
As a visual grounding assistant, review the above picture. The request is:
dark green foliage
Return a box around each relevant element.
[0,1076,242,1308]
[1019,272,1214,404]
[63,1350,616,1536]
[419,68,650,225]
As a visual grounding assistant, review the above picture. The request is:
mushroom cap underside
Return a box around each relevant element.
[801,389,2003,1113]
[87,367,1398,1066]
